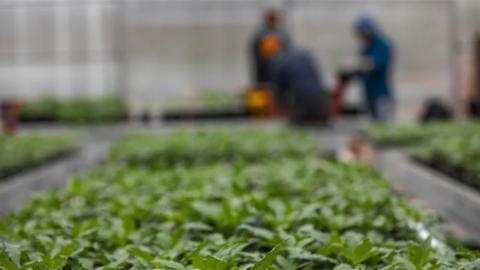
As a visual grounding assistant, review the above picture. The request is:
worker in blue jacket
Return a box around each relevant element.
[340,15,395,122]
[261,35,329,124]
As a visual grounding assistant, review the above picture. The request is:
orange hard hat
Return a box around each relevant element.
[260,34,282,59]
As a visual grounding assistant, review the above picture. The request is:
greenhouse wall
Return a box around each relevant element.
[0,0,478,119]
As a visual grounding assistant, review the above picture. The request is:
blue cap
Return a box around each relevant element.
[354,14,380,36]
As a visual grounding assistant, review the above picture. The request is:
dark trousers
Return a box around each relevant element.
[366,96,394,123]
[289,92,330,125]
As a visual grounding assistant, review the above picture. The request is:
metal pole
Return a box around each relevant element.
[55,0,71,98]
[448,0,460,113]
[87,0,104,96]
[283,0,294,36]
[15,0,28,100]
[112,0,129,105]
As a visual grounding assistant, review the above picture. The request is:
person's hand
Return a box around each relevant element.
[337,68,358,84]
[341,56,374,73]
[358,56,374,72]
[341,56,358,73]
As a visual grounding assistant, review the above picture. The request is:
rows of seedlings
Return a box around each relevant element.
[366,121,480,147]
[0,133,81,180]
[367,121,480,191]
[0,127,478,270]
[19,95,126,123]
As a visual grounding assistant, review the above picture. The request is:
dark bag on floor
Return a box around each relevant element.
[419,98,453,123]
[469,100,480,118]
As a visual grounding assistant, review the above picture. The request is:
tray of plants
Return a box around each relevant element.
[375,149,480,244]
[0,133,81,180]
[0,130,123,214]
[364,121,480,244]
[366,121,480,191]
[410,133,480,191]
[161,91,250,121]
[0,127,477,270]
[19,95,128,124]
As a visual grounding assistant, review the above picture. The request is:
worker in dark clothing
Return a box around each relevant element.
[339,15,395,122]
[261,35,328,125]
[249,10,291,86]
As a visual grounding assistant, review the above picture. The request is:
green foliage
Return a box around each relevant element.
[20,95,126,123]
[366,121,480,147]
[19,96,60,119]
[410,132,480,182]
[0,133,80,178]
[57,95,126,123]
[0,128,476,270]
[369,121,480,183]
[162,91,244,111]
[109,128,319,167]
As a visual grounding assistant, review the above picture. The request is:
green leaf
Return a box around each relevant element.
[184,240,207,264]
[57,242,78,257]
[122,215,135,235]
[184,222,213,232]
[129,247,154,262]
[154,259,186,270]
[204,255,227,270]
[378,263,402,270]
[421,236,432,251]
[216,243,249,259]
[238,225,274,241]
[427,264,445,270]
[69,178,84,196]
[352,239,372,265]
[78,258,94,270]
[157,232,172,250]
[193,253,206,270]
[333,264,353,270]
[449,239,475,259]
[394,256,416,270]
[4,244,20,266]
[0,255,17,270]
[339,246,354,262]
[250,240,288,270]
[287,247,337,263]
[0,223,15,238]
[49,257,67,269]
[19,262,40,270]
[408,242,432,267]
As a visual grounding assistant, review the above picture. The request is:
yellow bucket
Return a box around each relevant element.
[247,90,270,109]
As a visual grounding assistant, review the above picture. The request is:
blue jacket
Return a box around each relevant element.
[356,17,394,101]
[270,48,324,97]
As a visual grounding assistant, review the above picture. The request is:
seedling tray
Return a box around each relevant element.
[162,108,251,121]
[163,106,365,122]
[18,114,129,124]
[0,148,79,181]
[18,115,57,123]
[374,149,480,244]
[0,133,121,214]
[411,157,480,193]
